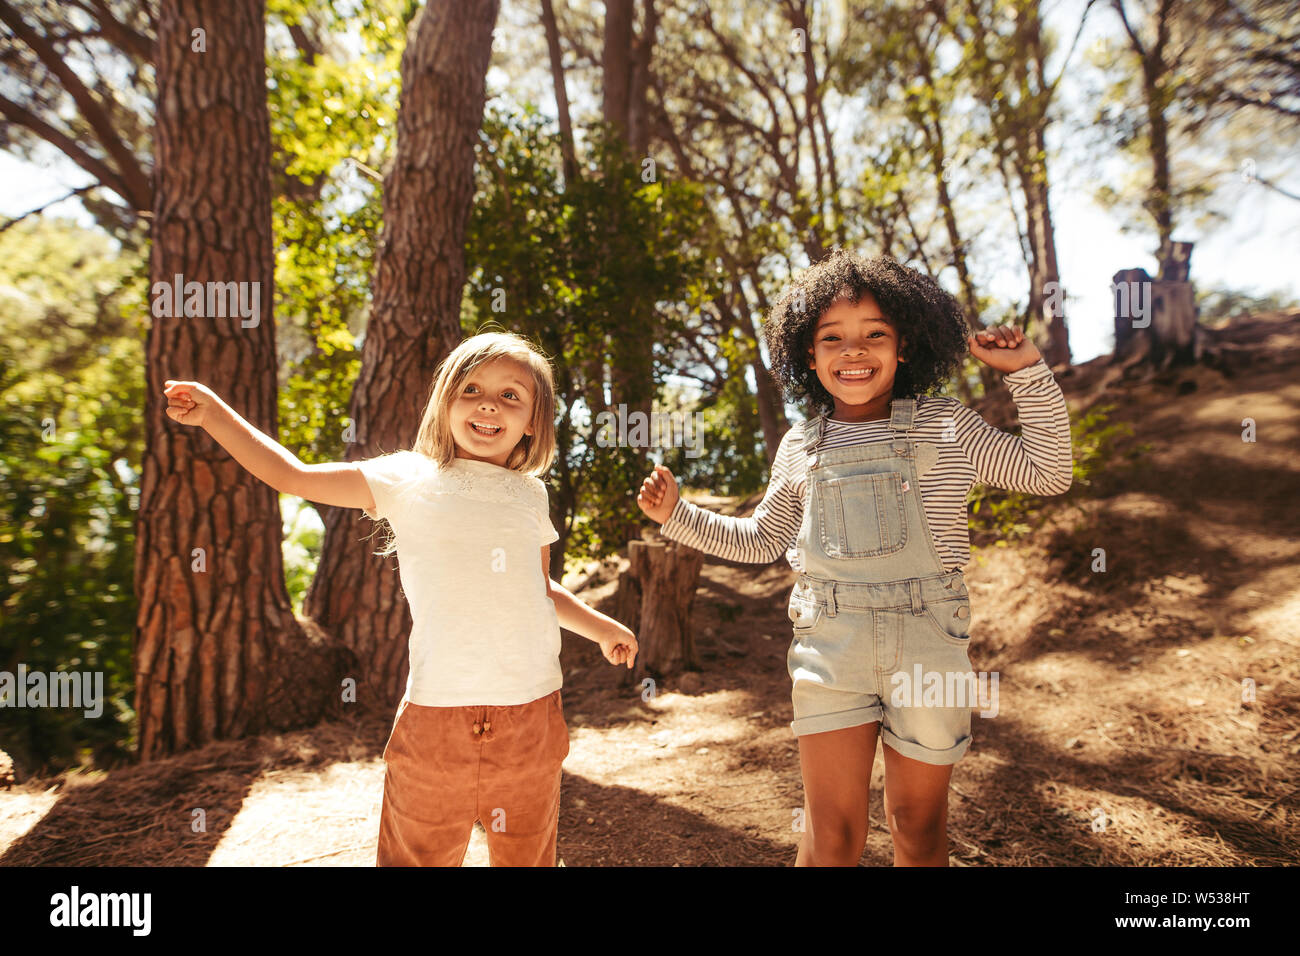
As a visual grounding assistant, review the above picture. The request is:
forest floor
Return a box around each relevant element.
[2,310,1298,866]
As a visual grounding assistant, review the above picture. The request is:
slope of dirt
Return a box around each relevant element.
[3,311,1297,866]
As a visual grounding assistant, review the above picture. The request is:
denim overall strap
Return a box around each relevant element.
[888,397,916,434]
[800,412,828,453]
[891,396,940,480]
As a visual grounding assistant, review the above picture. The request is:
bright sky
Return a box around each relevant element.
[3,0,1296,366]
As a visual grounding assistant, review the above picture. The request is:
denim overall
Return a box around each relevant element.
[785,397,975,765]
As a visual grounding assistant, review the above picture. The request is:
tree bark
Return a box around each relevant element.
[303,0,501,709]
[601,0,657,547]
[1112,0,1177,264]
[136,0,351,761]
[905,22,984,325]
[612,538,704,684]
[540,0,578,189]
[602,0,634,135]
[711,283,788,462]
[627,0,658,156]
[908,44,998,396]
[1013,2,1071,369]
[787,0,844,246]
[1019,124,1072,368]
[751,353,788,466]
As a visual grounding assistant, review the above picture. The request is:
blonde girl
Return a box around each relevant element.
[164,330,637,866]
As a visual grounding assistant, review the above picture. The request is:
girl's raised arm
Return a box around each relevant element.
[637,425,806,565]
[163,380,375,512]
[959,330,1073,495]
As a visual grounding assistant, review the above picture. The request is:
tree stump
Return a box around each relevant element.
[1112,242,1201,373]
[612,537,705,686]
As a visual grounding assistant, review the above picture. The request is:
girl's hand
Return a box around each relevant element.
[636,464,679,524]
[597,625,638,670]
[967,325,1042,373]
[163,380,223,428]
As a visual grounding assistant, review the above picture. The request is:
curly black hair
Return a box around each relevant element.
[763,248,970,415]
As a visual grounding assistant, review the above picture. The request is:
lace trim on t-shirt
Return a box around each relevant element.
[405,455,548,513]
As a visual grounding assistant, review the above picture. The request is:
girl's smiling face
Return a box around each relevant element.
[452,357,536,466]
[808,293,906,423]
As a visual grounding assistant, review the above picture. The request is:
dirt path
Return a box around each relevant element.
[3,312,1297,866]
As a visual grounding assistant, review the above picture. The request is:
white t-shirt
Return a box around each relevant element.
[357,451,563,707]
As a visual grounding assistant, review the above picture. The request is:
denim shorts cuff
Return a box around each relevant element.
[879,726,971,766]
[791,704,884,737]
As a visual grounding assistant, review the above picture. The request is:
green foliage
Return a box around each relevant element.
[281,496,322,614]
[668,329,767,497]
[968,402,1136,544]
[464,104,719,560]
[0,219,146,774]
[266,0,404,465]
[274,180,368,465]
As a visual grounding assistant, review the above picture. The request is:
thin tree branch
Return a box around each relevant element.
[0,92,133,203]
[0,0,150,211]
[0,183,100,233]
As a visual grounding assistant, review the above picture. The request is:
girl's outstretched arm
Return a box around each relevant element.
[635,425,806,564]
[960,329,1073,495]
[163,380,375,512]
[542,546,637,668]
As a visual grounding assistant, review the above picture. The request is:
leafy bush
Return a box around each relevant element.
[0,220,145,775]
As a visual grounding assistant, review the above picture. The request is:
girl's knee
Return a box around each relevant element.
[806,811,869,864]
[886,801,946,854]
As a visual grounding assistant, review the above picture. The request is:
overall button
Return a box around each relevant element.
[955,605,970,619]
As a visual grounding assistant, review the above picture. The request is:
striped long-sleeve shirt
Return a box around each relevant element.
[660,358,1073,573]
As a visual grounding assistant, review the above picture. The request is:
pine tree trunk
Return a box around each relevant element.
[541,0,578,188]
[1020,126,1071,369]
[752,355,787,465]
[1143,56,1175,261]
[303,0,501,708]
[602,0,634,134]
[601,0,656,549]
[136,0,351,761]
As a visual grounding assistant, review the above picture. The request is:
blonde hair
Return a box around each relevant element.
[412,329,557,475]
[368,329,557,557]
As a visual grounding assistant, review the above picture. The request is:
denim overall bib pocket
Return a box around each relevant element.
[785,397,976,765]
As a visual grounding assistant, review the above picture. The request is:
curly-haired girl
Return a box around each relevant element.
[637,249,1072,866]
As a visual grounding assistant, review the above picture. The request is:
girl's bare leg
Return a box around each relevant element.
[881,743,954,866]
[794,722,880,866]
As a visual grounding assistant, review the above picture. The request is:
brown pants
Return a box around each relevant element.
[376,689,569,867]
